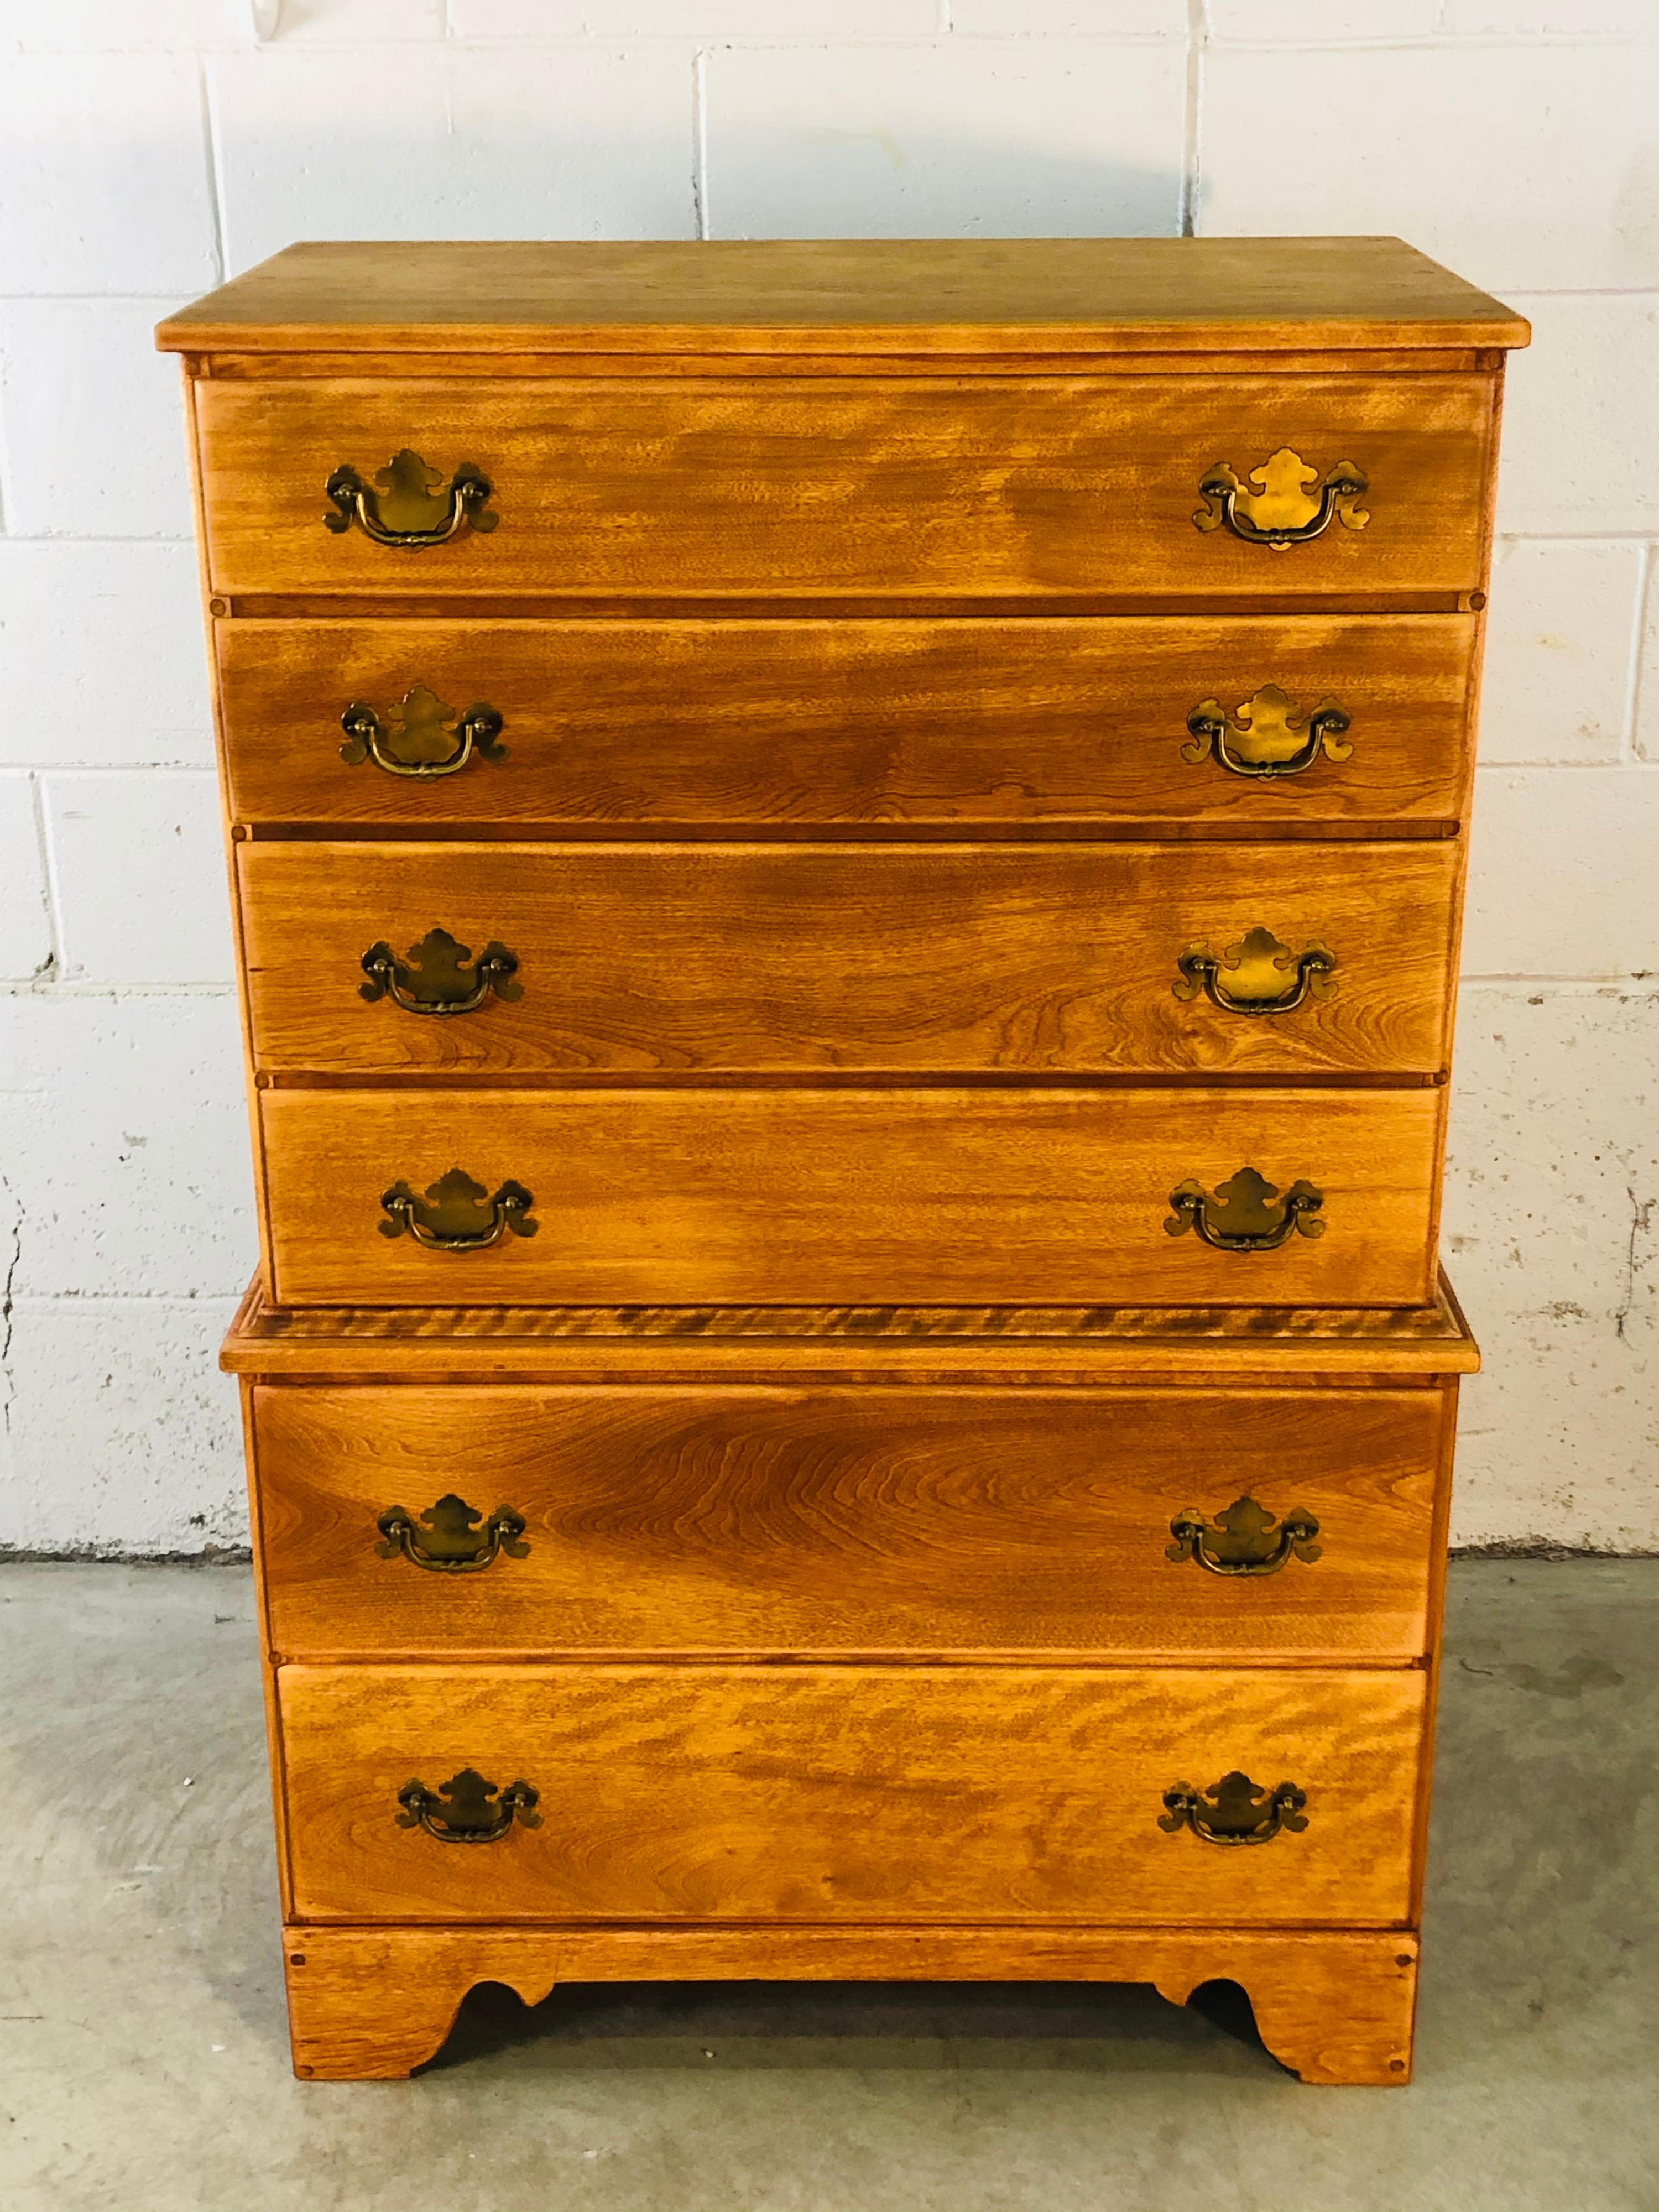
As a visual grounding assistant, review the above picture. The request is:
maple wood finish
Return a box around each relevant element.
[163,237,1524,2086]
[194,374,1497,602]
[279,1662,1423,1924]
[259,1083,1445,1308]
[241,839,1459,1078]
[221,1265,1483,1382]
[155,236,1527,357]
[216,614,1479,831]
[232,1288,1464,2089]
[252,1383,1448,1661]
[284,1926,1422,2085]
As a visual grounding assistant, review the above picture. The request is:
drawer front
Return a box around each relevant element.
[196,376,1495,599]
[279,1662,1425,1924]
[255,1383,1447,1661]
[217,615,1477,830]
[259,1086,1443,1307]
[239,840,1460,1079]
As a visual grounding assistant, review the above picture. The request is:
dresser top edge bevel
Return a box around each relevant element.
[156,237,1529,358]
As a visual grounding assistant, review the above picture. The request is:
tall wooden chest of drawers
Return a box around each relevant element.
[159,238,1526,2085]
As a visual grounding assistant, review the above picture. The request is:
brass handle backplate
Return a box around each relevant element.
[377,1494,530,1573]
[340,686,507,778]
[1159,1771,1309,1846]
[1173,926,1337,1016]
[325,448,499,546]
[396,1768,541,1845]
[1183,686,1353,779]
[1167,1495,1322,1576]
[1194,447,1369,549]
[379,1168,539,1251]
[1165,1167,1325,1251]
[361,928,521,1016]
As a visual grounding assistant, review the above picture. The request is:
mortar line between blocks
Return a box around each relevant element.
[195,55,226,291]
[692,48,709,242]
[1181,0,1204,238]
[20,772,57,984]
[0,979,237,998]
[1624,543,1654,763]
[6,1293,247,1308]
[1494,287,1659,301]
[0,282,1655,306]
[1208,31,1639,53]
[3,773,217,784]
[31,773,69,987]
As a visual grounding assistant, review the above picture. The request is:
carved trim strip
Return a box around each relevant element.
[242,1299,1462,1343]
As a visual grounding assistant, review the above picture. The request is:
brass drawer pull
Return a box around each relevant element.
[1194,446,1368,549]
[360,927,521,1016]
[1173,927,1336,1017]
[1183,685,1353,779]
[377,1494,530,1573]
[1160,1772,1309,1847]
[1166,1495,1322,1576]
[340,686,507,779]
[379,1168,539,1251]
[325,447,499,546]
[1165,1167,1325,1251]
[396,1768,541,1845]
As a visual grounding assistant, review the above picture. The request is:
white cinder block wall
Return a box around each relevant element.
[1,0,1655,1554]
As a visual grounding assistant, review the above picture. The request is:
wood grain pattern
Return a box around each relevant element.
[215,614,1479,831]
[279,1662,1424,1925]
[239,1377,296,1922]
[193,374,1498,601]
[220,1267,1481,1381]
[258,1084,1445,1309]
[281,1922,1419,2083]
[238,839,1460,1078]
[253,1381,1446,1661]
[206,348,1493,385]
[154,235,1526,357]
[165,237,1521,2089]
[182,375,282,1304]
[1410,1373,1462,1927]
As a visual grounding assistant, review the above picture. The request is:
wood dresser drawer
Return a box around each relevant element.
[239,839,1460,1079]
[217,615,1478,831]
[258,1086,1444,1308]
[253,1381,1448,1661]
[194,375,1496,601]
[278,1661,1425,1926]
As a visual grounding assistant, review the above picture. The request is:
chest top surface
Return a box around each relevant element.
[155,236,1527,359]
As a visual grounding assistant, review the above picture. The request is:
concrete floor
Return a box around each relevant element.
[0,1561,1653,2212]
